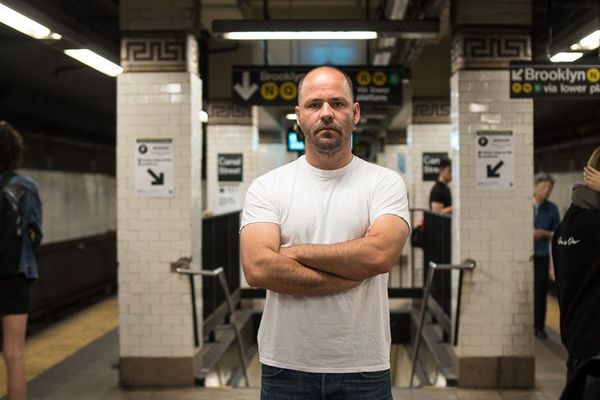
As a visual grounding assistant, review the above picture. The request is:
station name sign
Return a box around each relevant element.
[232,66,403,106]
[510,62,600,98]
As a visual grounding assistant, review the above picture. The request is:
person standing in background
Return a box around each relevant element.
[429,158,452,214]
[532,172,559,339]
[0,121,43,400]
[552,147,600,399]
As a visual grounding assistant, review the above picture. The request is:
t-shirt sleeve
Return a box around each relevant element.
[371,170,411,231]
[429,184,446,205]
[240,178,279,231]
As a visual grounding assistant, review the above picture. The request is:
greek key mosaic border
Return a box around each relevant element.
[451,27,531,73]
[208,102,253,125]
[121,31,187,72]
[412,98,450,124]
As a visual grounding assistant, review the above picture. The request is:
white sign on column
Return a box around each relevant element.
[135,138,174,197]
[475,130,514,189]
[216,186,241,214]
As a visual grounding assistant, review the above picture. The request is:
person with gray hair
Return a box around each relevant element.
[532,172,560,339]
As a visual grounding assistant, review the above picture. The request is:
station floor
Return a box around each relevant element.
[1,296,566,400]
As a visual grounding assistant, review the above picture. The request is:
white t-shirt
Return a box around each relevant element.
[240,155,410,373]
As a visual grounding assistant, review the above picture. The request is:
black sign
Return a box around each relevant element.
[422,152,448,181]
[232,66,403,106]
[510,62,600,98]
[218,154,243,182]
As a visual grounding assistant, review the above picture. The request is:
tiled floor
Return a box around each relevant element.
[1,296,567,399]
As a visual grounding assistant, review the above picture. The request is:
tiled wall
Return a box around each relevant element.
[406,124,452,210]
[117,71,202,358]
[451,70,534,358]
[206,123,258,214]
[380,144,408,179]
[548,171,581,217]
[255,143,297,178]
[21,169,116,244]
[121,0,197,30]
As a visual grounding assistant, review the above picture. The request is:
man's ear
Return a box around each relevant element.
[353,102,361,125]
[295,105,301,124]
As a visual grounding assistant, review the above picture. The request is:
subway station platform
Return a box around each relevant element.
[1,296,567,400]
[1,0,599,397]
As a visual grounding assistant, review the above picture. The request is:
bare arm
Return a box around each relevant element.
[534,228,553,240]
[240,222,362,296]
[431,201,452,214]
[280,214,410,281]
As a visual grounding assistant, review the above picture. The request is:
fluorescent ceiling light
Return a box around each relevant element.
[570,30,600,51]
[213,19,439,40]
[0,3,61,39]
[225,31,377,40]
[64,49,123,77]
[285,113,297,120]
[549,52,583,62]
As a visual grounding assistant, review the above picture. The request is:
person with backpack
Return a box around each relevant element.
[0,121,43,400]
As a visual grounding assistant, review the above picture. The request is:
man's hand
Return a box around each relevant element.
[279,214,410,281]
[534,228,553,240]
[240,222,362,296]
[584,165,600,192]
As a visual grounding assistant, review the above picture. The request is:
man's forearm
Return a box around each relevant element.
[246,251,361,296]
[281,237,391,281]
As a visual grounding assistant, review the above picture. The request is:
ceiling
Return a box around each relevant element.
[0,0,598,153]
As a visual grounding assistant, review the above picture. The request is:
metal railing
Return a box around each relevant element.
[409,259,477,387]
[202,211,241,319]
[174,259,250,387]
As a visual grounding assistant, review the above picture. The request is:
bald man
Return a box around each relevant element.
[240,66,410,399]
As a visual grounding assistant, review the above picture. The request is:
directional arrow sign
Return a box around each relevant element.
[486,160,504,178]
[511,68,523,81]
[233,71,258,101]
[147,169,164,185]
[135,138,174,197]
[476,131,514,189]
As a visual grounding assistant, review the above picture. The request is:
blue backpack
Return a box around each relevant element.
[0,171,22,277]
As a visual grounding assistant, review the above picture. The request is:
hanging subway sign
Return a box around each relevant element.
[510,62,600,98]
[218,153,243,182]
[232,66,403,106]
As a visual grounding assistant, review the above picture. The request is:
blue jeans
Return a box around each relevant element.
[261,364,393,400]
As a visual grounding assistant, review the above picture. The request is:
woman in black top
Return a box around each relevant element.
[552,146,600,399]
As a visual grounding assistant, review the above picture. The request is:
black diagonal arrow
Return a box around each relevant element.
[147,169,164,185]
[486,160,504,178]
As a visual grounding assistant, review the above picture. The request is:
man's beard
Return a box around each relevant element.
[304,123,351,156]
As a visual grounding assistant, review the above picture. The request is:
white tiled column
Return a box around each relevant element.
[451,70,534,388]
[449,6,534,385]
[206,103,258,215]
[117,7,203,383]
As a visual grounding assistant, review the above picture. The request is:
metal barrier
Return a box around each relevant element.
[174,260,250,387]
[422,211,452,315]
[202,211,241,320]
[409,259,476,387]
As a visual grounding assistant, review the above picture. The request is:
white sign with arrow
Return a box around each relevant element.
[475,130,514,189]
[234,71,258,101]
[135,138,174,197]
